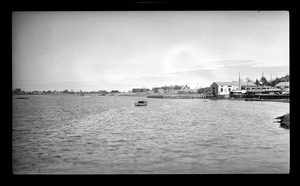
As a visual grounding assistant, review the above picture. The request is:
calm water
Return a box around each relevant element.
[12,94,289,174]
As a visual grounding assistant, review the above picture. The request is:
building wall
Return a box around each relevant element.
[275,82,289,92]
[275,86,289,92]
[241,85,257,90]
[218,85,239,95]
[211,83,239,96]
[211,83,219,96]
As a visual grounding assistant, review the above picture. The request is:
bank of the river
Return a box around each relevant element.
[145,94,289,102]
[276,113,290,129]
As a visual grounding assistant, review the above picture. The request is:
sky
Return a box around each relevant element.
[12,11,289,92]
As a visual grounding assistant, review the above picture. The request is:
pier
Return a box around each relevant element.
[245,94,289,99]
[238,94,289,101]
[146,94,214,99]
[147,94,289,101]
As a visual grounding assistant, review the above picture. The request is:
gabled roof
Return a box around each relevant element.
[275,82,289,87]
[240,82,257,86]
[213,82,238,86]
[212,81,256,86]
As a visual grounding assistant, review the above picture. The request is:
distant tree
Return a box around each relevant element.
[245,77,252,82]
[268,77,278,87]
[78,90,84,96]
[197,89,202,94]
[271,75,289,87]
[13,88,22,94]
[174,85,181,90]
[62,89,69,93]
[260,77,268,86]
[254,79,260,86]
[284,74,289,82]
[162,86,169,90]
[197,88,205,94]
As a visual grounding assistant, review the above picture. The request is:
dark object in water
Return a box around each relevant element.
[275,113,290,129]
[134,100,147,106]
[16,97,29,99]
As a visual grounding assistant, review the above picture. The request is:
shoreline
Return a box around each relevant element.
[233,98,289,103]
[13,93,290,103]
[276,113,290,129]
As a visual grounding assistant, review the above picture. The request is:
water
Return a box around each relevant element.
[12,94,289,174]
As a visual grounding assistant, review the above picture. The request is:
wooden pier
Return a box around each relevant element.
[239,94,289,100]
[146,94,214,99]
[147,94,289,101]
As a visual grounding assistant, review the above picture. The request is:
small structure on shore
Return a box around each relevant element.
[132,88,150,93]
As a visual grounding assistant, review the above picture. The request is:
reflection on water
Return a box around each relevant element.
[12,95,289,174]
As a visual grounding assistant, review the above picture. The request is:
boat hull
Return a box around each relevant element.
[134,103,147,106]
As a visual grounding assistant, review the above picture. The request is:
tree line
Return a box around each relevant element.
[12,89,109,95]
[253,74,289,87]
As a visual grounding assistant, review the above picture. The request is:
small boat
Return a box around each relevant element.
[134,100,147,106]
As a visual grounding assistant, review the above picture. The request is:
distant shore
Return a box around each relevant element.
[13,93,290,103]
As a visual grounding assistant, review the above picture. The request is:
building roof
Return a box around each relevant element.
[212,81,256,86]
[132,88,149,90]
[275,82,289,87]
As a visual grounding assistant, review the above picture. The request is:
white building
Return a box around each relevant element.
[210,81,257,97]
[275,82,289,92]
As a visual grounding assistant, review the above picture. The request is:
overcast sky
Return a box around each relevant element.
[12,11,289,91]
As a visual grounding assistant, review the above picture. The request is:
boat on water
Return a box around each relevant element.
[134,100,148,106]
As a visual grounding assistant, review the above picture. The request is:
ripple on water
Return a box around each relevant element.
[12,95,289,174]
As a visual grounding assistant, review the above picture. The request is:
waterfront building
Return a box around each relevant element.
[210,81,257,97]
[246,85,280,94]
[275,82,289,92]
[132,88,150,93]
[255,85,274,90]
[246,88,280,95]
[211,82,239,97]
[241,83,258,90]
[231,85,280,98]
